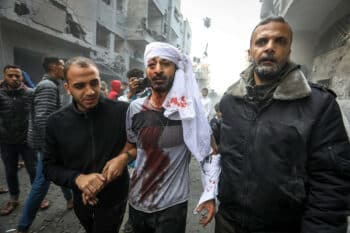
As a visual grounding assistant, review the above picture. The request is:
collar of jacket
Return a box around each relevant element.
[43,73,60,86]
[0,80,27,92]
[226,62,311,100]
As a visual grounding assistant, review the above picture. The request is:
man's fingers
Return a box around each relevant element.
[200,210,215,226]
[82,193,87,205]
[102,163,110,175]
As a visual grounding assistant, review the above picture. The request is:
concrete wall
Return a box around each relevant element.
[290,31,316,72]
[312,42,350,99]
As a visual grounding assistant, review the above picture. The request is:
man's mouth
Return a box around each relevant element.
[84,97,96,104]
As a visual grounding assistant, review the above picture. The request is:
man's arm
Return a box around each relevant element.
[42,115,81,190]
[33,85,59,139]
[302,95,350,233]
[102,142,137,183]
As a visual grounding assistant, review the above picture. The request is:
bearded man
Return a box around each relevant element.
[216,16,350,233]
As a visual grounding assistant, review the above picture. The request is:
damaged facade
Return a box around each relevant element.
[260,0,350,100]
[0,0,192,85]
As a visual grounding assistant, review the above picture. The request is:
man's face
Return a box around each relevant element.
[201,89,208,97]
[64,64,101,112]
[248,21,292,81]
[146,57,176,93]
[51,60,64,79]
[3,68,22,89]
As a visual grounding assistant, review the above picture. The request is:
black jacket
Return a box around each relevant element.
[219,65,350,233]
[43,97,129,207]
[0,81,33,144]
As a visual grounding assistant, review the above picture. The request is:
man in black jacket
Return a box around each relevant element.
[43,57,130,233]
[217,16,350,233]
[0,65,36,216]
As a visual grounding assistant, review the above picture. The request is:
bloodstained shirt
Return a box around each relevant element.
[126,97,191,213]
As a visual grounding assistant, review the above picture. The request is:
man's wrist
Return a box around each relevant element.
[123,151,134,163]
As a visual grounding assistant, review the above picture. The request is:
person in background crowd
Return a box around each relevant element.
[120,81,128,97]
[22,70,35,88]
[100,80,108,97]
[118,68,150,103]
[43,57,130,233]
[16,57,73,233]
[108,79,121,100]
[209,103,221,147]
[200,87,211,119]
[216,16,350,233]
[0,65,36,216]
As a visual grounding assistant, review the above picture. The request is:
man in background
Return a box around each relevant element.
[0,65,36,216]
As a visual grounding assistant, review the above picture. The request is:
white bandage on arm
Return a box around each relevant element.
[194,153,221,212]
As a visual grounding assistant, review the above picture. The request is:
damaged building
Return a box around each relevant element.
[0,0,192,85]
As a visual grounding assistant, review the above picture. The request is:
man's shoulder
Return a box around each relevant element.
[48,104,72,122]
[309,82,337,98]
[103,97,129,112]
[36,78,57,90]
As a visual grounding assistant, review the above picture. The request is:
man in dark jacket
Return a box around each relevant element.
[0,65,36,216]
[216,16,350,233]
[43,57,129,233]
[16,57,73,233]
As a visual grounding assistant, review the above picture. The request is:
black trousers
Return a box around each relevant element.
[0,143,36,198]
[73,197,127,233]
[129,201,187,233]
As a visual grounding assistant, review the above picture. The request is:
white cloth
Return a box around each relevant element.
[144,42,212,162]
[194,154,221,211]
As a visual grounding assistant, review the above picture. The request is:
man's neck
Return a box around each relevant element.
[47,72,60,80]
[150,91,168,108]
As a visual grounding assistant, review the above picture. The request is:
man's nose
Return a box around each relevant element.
[86,85,95,95]
[154,63,163,73]
[265,40,276,52]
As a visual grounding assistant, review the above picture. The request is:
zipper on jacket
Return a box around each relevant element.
[89,115,97,172]
[85,112,97,172]
[240,101,271,229]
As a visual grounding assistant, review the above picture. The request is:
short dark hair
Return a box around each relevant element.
[126,68,144,79]
[214,103,220,113]
[202,87,209,92]
[42,57,61,73]
[64,56,98,81]
[250,16,293,46]
[3,64,21,73]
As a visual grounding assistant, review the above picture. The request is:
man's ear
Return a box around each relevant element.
[64,82,71,95]
[247,49,253,62]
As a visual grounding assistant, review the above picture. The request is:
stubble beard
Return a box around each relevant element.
[252,60,285,81]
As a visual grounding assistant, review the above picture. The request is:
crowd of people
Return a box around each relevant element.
[0,16,350,233]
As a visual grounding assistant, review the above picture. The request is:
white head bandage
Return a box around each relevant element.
[144,42,212,162]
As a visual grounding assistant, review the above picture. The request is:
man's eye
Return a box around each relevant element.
[161,61,171,66]
[255,38,267,46]
[276,37,288,46]
[90,79,99,87]
[74,83,85,89]
[147,63,155,68]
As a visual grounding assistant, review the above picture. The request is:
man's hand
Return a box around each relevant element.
[75,173,105,198]
[127,77,139,99]
[82,192,99,206]
[102,152,129,183]
[196,199,216,227]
